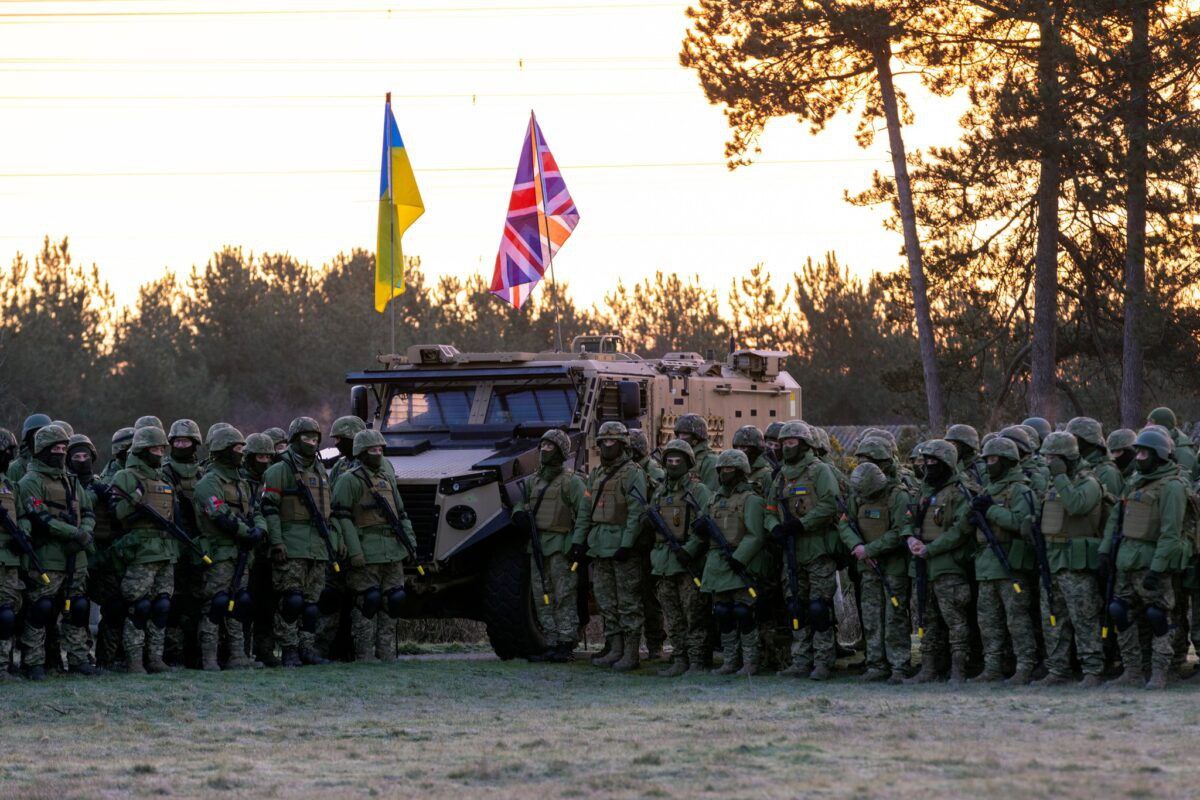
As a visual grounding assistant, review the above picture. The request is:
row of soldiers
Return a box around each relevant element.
[516,407,1197,689]
[0,412,416,679]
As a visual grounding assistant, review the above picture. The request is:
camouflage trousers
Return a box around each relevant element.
[655,572,708,664]
[21,567,91,668]
[787,555,837,672]
[1116,568,1175,674]
[121,561,175,667]
[592,556,644,639]
[314,568,345,660]
[532,551,579,646]
[197,558,251,664]
[0,566,24,668]
[165,558,201,666]
[89,561,124,668]
[1169,574,1191,668]
[978,576,1036,673]
[1042,569,1104,678]
[919,573,973,664]
[272,558,326,649]
[640,549,665,651]
[860,570,911,674]
[347,561,405,661]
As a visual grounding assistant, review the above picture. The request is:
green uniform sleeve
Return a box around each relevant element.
[331,472,364,559]
[1099,497,1120,556]
[864,487,912,560]
[1052,473,1102,516]
[1152,480,1185,573]
[111,469,140,526]
[836,495,862,552]
[19,474,78,542]
[260,462,287,547]
[619,466,647,549]
[76,477,95,536]
[567,474,589,549]
[799,463,839,532]
[682,482,712,559]
[984,483,1029,537]
[732,494,765,565]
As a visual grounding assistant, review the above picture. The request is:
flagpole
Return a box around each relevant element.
[530,111,564,353]
[387,92,396,355]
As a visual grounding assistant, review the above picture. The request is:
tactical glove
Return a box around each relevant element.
[1095,560,1110,594]
[214,513,239,535]
[970,494,996,515]
[73,529,93,550]
[348,554,367,570]
[567,544,587,565]
[1048,457,1067,477]
[611,546,632,562]
[510,510,533,534]
[1141,570,1163,594]
[270,544,289,565]
[674,550,692,568]
[242,526,265,546]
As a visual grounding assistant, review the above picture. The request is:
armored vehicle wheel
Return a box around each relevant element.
[482,539,547,660]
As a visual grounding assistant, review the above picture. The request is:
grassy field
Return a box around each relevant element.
[2,654,1198,800]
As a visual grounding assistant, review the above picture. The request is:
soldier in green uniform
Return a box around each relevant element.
[1030,432,1106,687]
[1107,429,1138,483]
[1066,417,1122,499]
[1147,407,1197,479]
[261,417,339,668]
[314,416,367,661]
[629,428,666,660]
[263,427,288,459]
[945,424,985,490]
[134,415,163,431]
[1101,428,1185,689]
[999,425,1048,498]
[327,416,367,485]
[511,429,589,663]
[969,437,1038,683]
[839,462,913,683]
[1022,417,1052,444]
[586,421,647,672]
[0,433,23,679]
[161,418,205,667]
[330,430,415,664]
[645,439,711,676]
[763,421,784,468]
[111,425,178,674]
[904,439,975,684]
[674,414,718,492]
[857,436,915,493]
[7,413,51,483]
[18,425,97,679]
[733,426,773,498]
[700,449,768,676]
[767,421,840,680]
[243,432,279,667]
[99,427,135,482]
[192,427,264,671]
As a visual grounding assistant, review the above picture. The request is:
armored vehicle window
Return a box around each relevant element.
[384,388,475,430]
[485,386,577,425]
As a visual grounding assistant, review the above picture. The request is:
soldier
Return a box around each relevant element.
[69,434,125,669]
[0,433,22,679]
[49,420,74,438]
[674,414,718,491]
[763,421,784,468]
[1101,428,1185,690]
[243,432,279,667]
[7,413,51,482]
[1021,417,1053,445]
[904,440,975,684]
[839,462,913,683]
[1031,432,1106,687]
[511,429,589,663]
[767,421,840,680]
[1107,429,1138,482]
[907,443,926,483]
[260,417,339,668]
[630,427,667,660]
[100,427,136,482]
[111,425,178,674]
[314,415,367,661]
[162,418,205,667]
[1067,417,1123,499]
[134,415,164,431]
[970,436,1037,684]
[733,426,773,502]
[945,424,985,490]
[200,423,234,469]
[586,421,647,672]
[192,427,264,671]
[646,439,712,676]
[330,429,416,664]
[812,427,849,492]
[263,427,288,458]
[1146,406,1197,479]
[701,449,769,676]
[1000,425,1048,497]
[856,436,911,492]
[328,416,367,484]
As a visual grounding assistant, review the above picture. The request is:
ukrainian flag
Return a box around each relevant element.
[376,94,424,312]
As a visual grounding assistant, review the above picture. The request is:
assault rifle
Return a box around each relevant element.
[683,495,758,599]
[108,484,213,566]
[364,482,425,576]
[966,491,1023,596]
[835,495,900,609]
[519,480,551,606]
[907,500,929,638]
[1101,500,1126,640]
[203,496,263,614]
[280,461,340,573]
[1024,491,1056,627]
[0,504,49,584]
[629,485,702,589]
[772,477,806,631]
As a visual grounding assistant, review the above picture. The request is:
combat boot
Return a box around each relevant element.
[658,656,688,677]
[612,636,641,672]
[299,645,330,666]
[862,667,891,682]
[1145,666,1168,690]
[71,662,99,677]
[25,664,46,682]
[948,653,968,685]
[224,651,259,670]
[1078,673,1103,689]
[1005,664,1033,686]
[970,664,1004,683]
[904,658,939,685]
[645,643,665,662]
[146,655,171,674]
[354,637,380,664]
[280,646,302,668]
[1032,672,1072,688]
[778,660,809,678]
[125,656,146,675]
[808,663,832,681]
[712,631,741,675]
[200,636,221,672]
[552,642,576,662]
[592,636,620,667]
[735,630,762,677]
[1107,668,1144,687]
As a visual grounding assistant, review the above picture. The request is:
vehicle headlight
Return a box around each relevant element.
[446,505,477,530]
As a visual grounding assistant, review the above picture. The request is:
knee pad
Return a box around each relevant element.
[0,605,15,639]
[317,585,342,615]
[807,597,833,633]
[150,593,171,629]
[385,586,406,618]
[1108,597,1133,633]
[357,587,382,619]
[231,590,254,623]
[67,596,91,628]
[207,592,230,625]
[713,601,736,633]
[301,603,320,634]
[101,596,126,625]
[733,603,757,634]
[27,596,55,629]
[1144,604,1170,637]
[129,597,152,631]
[279,590,304,623]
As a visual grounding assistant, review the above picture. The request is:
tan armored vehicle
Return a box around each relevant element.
[342,334,800,658]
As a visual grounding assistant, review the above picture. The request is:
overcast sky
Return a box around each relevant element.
[0,0,965,309]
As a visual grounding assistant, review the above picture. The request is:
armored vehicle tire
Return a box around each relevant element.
[482,539,547,660]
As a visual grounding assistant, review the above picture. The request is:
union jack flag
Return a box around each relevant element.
[490,112,580,308]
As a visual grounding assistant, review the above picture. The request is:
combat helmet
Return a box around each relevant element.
[1021,417,1053,443]
[673,413,708,442]
[1107,428,1136,453]
[921,439,959,470]
[263,427,287,448]
[208,426,245,453]
[352,429,387,458]
[66,433,98,463]
[244,433,275,456]
[851,462,888,498]
[134,415,164,431]
[540,429,572,460]
[982,436,1020,463]
[732,425,765,450]
[944,424,980,452]
[50,420,74,438]
[660,438,696,467]
[779,421,818,448]
[131,425,169,452]
[168,419,203,446]
[764,421,785,443]
[1065,417,1104,449]
[715,447,751,476]
[1040,431,1079,460]
[596,421,629,445]
[855,436,892,463]
[111,427,136,457]
[629,429,650,458]
[1147,407,1178,430]
[330,415,366,441]
[1135,427,1173,460]
[33,424,70,454]
[205,422,234,449]
[999,425,1034,456]
[288,416,322,443]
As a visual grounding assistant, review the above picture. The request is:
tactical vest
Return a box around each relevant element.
[1124,477,1170,542]
[975,483,1024,545]
[591,463,631,525]
[351,468,399,529]
[279,464,331,524]
[920,488,954,543]
[131,475,176,531]
[215,474,252,516]
[857,493,892,543]
[533,471,574,533]
[164,461,200,499]
[656,483,696,542]
[0,479,17,523]
[709,490,750,548]
[779,462,820,518]
[37,473,81,525]
[1041,482,1102,542]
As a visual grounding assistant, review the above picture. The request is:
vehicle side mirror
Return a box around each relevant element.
[350,385,369,426]
[617,380,641,421]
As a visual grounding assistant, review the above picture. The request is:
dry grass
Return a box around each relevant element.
[1,658,1197,799]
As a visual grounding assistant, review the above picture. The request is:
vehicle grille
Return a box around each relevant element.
[397,483,440,562]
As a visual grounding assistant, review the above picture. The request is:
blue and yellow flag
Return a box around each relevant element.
[376,94,424,313]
